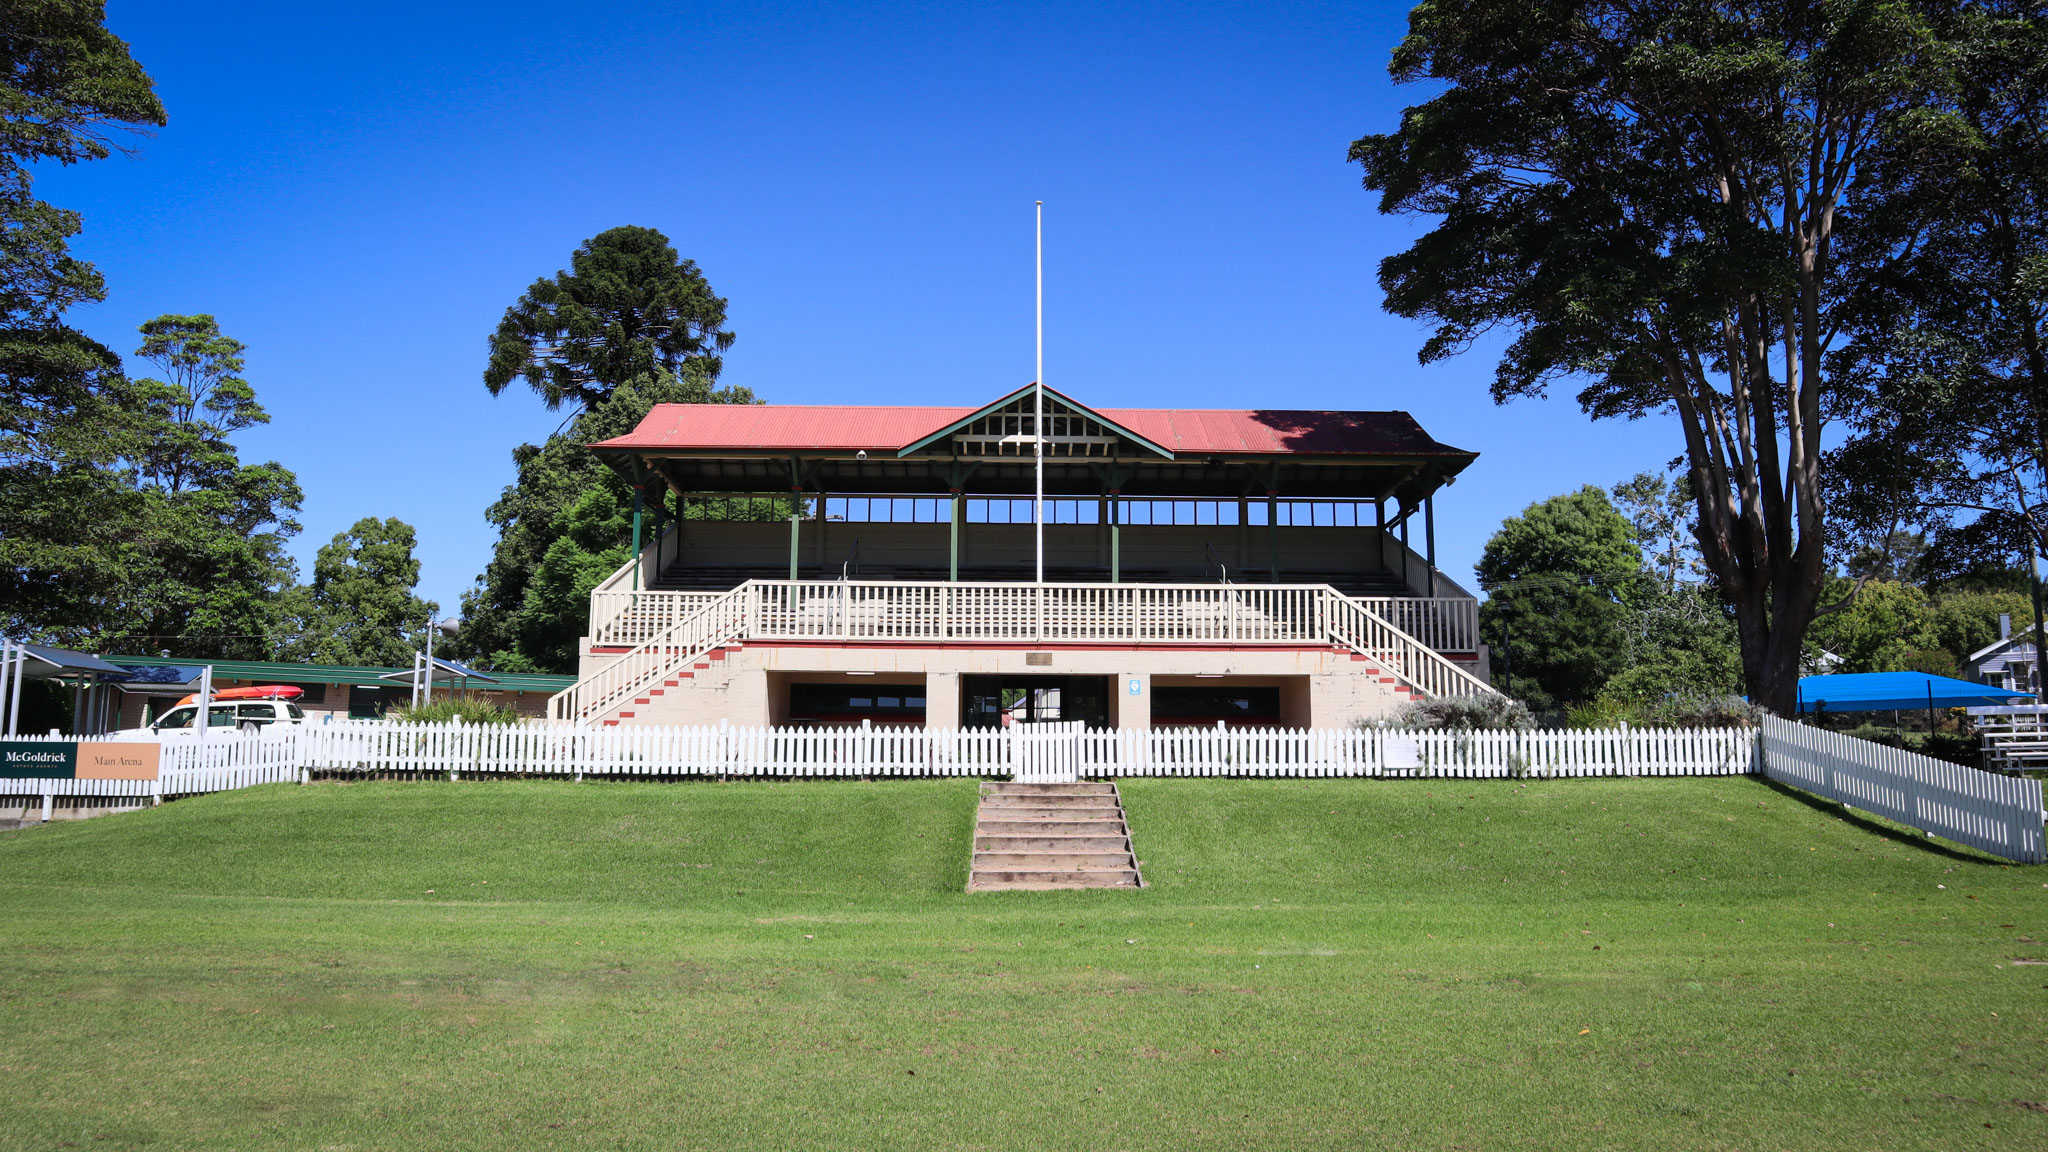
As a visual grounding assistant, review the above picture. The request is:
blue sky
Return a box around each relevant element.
[46,0,1677,614]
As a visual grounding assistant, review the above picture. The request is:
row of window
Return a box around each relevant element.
[783,681,1282,726]
[684,495,1388,528]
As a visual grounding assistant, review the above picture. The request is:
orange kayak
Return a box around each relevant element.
[175,685,305,707]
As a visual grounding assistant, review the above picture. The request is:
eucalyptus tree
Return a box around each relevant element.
[1354,0,1961,714]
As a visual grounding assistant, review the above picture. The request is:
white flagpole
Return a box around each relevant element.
[1034,200,1045,585]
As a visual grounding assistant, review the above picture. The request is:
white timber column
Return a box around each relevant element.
[924,672,961,729]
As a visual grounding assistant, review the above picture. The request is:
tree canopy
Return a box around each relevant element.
[1354,0,1966,714]
[0,1,169,646]
[484,226,736,412]
[1477,485,1645,712]
[462,227,757,673]
[277,518,437,668]
[1824,3,2048,625]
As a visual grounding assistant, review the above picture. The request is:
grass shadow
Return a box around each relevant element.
[1753,775,2012,866]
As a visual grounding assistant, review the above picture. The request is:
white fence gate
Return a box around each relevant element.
[1013,721,1085,784]
[1761,716,2045,864]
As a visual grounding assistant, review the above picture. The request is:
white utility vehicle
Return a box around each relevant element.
[118,686,308,738]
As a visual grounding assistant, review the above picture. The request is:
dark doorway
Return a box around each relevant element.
[1153,684,1282,727]
[962,675,1111,728]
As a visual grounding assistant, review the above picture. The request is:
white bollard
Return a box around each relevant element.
[41,793,52,822]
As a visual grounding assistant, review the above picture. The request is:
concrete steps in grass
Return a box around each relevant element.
[969,781,1142,891]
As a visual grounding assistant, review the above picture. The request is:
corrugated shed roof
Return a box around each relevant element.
[107,655,574,693]
[594,397,1474,459]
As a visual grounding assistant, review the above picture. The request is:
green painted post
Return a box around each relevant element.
[1109,491,1121,584]
[1267,491,1279,584]
[630,484,644,592]
[789,490,802,582]
[949,489,962,581]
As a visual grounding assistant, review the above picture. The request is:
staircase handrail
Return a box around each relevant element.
[549,582,754,724]
[1322,589,1496,700]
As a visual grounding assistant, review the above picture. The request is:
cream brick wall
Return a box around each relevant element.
[585,641,1405,729]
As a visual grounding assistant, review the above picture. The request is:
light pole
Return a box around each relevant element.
[420,616,460,706]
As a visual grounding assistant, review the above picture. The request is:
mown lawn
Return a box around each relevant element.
[0,774,2042,1150]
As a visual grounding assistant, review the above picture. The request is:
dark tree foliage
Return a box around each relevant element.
[484,226,736,412]
[91,316,302,659]
[464,228,753,673]
[276,518,437,668]
[0,2,164,185]
[1477,486,1647,712]
[1354,0,1960,715]
[1826,3,2048,624]
[0,1,163,642]
[458,366,757,674]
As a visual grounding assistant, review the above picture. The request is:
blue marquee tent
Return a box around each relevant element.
[1796,671,2035,714]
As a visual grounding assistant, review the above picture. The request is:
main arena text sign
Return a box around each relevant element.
[0,741,160,781]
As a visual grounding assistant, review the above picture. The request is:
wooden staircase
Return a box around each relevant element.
[968,781,1142,891]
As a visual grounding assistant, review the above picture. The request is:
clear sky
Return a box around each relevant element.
[46,0,1678,615]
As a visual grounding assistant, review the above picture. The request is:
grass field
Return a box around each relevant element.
[0,774,2043,1150]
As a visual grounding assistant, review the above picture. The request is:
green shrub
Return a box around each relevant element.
[1565,698,1633,729]
[1389,694,1537,731]
[390,696,525,725]
[1913,730,1979,767]
[1639,694,1763,728]
[1830,725,1979,768]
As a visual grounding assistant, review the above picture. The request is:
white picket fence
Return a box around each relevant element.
[0,729,304,811]
[1760,716,2046,864]
[283,719,1757,782]
[6,720,2042,863]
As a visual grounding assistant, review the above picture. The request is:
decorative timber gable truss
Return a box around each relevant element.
[896,385,1174,461]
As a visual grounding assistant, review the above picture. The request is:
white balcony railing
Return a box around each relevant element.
[590,583,1480,653]
[557,579,1493,725]
[589,589,725,646]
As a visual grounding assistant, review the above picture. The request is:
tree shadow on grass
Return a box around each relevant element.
[1751,776,2016,866]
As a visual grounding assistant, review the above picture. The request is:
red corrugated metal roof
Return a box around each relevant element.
[593,397,1472,458]
[595,404,971,452]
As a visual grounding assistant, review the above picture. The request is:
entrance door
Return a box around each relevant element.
[962,675,1110,728]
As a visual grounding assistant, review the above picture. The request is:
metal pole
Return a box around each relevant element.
[194,664,212,743]
[0,641,13,737]
[424,623,435,706]
[1035,200,1044,585]
[7,642,24,736]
